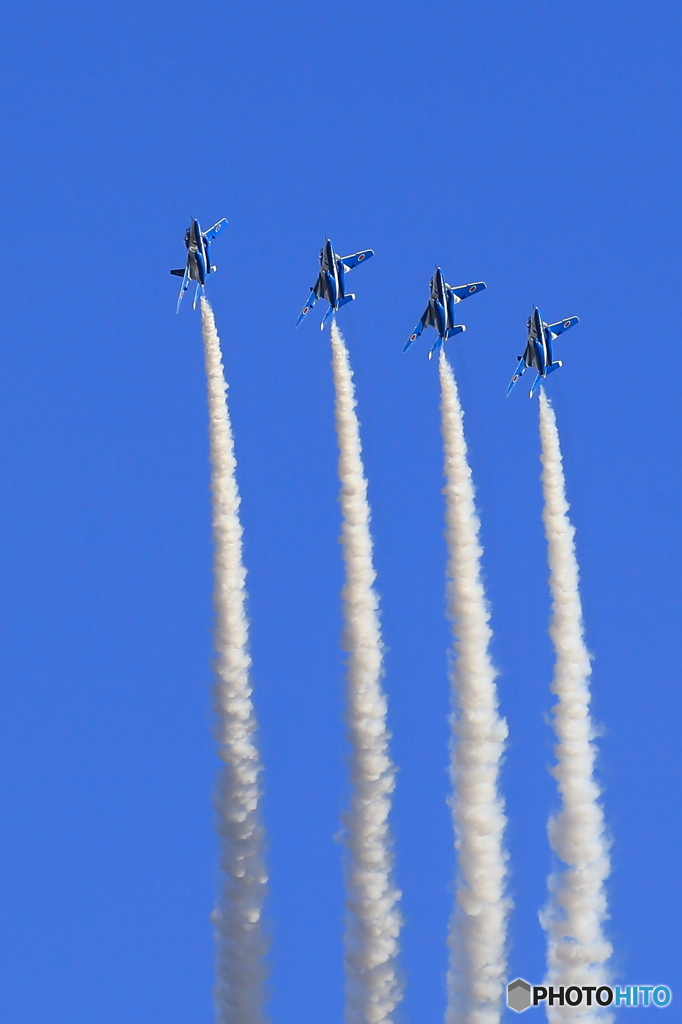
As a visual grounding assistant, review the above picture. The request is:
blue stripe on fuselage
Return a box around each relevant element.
[195,249,207,285]
[324,269,337,307]
[434,300,446,338]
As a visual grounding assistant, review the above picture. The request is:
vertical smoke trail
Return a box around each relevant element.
[439,352,509,1024]
[330,321,403,1024]
[201,297,268,1024]
[538,390,612,1024]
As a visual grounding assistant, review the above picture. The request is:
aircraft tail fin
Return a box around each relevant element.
[170,269,185,277]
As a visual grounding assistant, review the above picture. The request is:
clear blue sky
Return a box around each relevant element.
[0,1,680,1021]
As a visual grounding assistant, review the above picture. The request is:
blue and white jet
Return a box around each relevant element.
[506,307,580,398]
[404,268,486,359]
[296,239,374,330]
[170,218,228,312]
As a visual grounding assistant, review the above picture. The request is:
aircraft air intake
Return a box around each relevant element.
[200,298,268,1024]
[439,351,510,1024]
[330,320,403,1024]
[538,390,612,1022]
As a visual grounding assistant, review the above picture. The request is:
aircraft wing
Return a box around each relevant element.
[506,358,526,396]
[203,218,228,242]
[174,264,191,313]
[404,306,433,352]
[339,249,374,272]
[296,289,318,327]
[448,281,487,301]
[547,315,579,338]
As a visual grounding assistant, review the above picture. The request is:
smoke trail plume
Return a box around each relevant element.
[538,390,612,1023]
[330,321,403,1024]
[201,297,268,1024]
[439,352,509,1024]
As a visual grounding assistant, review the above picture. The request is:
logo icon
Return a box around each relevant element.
[508,979,532,1012]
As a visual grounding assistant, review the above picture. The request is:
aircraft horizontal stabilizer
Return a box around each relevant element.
[170,269,185,277]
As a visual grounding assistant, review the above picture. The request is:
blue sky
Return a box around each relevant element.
[0,1,680,1021]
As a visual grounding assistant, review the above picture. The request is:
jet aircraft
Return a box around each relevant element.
[170,218,228,312]
[506,307,579,398]
[404,268,486,359]
[296,239,374,330]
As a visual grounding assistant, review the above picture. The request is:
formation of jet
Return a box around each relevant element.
[404,268,487,359]
[506,307,580,398]
[296,239,374,331]
[170,223,580,397]
[170,218,228,312]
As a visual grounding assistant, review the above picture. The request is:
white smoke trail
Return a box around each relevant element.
[201,297,268,1024]
[538,390,612,1023]
[439,352,509,1024]
[330,321,403,1024]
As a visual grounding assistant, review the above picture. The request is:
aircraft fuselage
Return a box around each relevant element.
[525,306,554,376]
[320,239,346,310]
[430,268,461,340]
[185,219,211,285]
